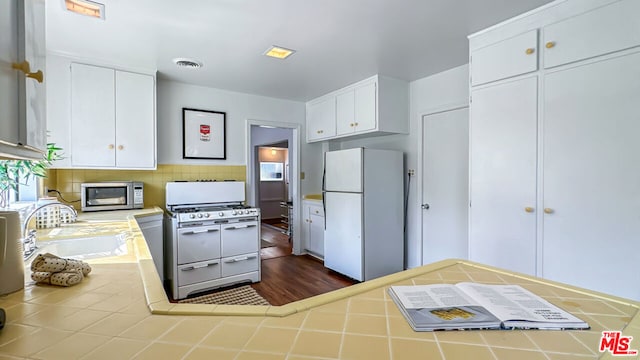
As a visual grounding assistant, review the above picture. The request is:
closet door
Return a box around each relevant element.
[469,77,538,276]
[542,52,640,300]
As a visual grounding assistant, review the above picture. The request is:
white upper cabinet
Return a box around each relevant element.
[543,0,640,68]
[0,0,46,159]
[336,81,376,136]
[306,75,407,143]
[306,96,336,141]
[471,30,538,86]
[70,62,156,169]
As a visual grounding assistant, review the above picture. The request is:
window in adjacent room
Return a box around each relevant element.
[260,162,284,181]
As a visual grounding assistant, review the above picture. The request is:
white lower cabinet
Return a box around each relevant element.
[303,200,324,258]
[469,77,538,276]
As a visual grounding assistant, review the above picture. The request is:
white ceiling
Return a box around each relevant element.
[46,0,553,102]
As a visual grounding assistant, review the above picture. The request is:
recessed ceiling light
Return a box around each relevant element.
[263,46,296,60]
[173,58,203,69]
[64,0,105,19]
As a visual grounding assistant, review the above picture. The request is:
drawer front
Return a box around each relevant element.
[221,253,259,277]
[221,221,259,257]
[177,260,221,286]
[177,225,221,264]
[471,30,538,86]
[309,205,324,217]
[544,0,640,68]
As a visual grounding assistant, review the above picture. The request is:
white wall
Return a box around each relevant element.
[337,64,469,269]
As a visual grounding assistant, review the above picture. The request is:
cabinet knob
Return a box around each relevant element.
[543,208,554,214]
[118,145,124,150]
[315,210,319,214]
[524,207,534,213]
[545,41,556,49]
[12,61,44,83]
[350,123,354,127]
[525,48,535,55]
[354,122,359,126]
[108,144,115,150]
[309,220,312,223]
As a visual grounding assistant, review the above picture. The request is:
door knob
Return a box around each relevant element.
[421,203,430,210]
[544,208,554,214]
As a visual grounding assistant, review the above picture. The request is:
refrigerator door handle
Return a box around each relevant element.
[322,153,327,229]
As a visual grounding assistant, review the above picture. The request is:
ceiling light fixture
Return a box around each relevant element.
[263,46,296,60]
[173,58,203,69]
[64,0,105,19]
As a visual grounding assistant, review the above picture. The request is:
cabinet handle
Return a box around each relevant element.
[543,208,554,214]
[524,207,534,213]
[108,144,114,150]
[545,41,556,49]
[525,48,535,55]
[355,122,358,126]
[315,210,319,214]
[350,123,354,127]
[12,61,44,83]
[117,145,124,150]
[309,220,312,223]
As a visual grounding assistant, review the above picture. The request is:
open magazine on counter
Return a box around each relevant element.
[388,282,589,331]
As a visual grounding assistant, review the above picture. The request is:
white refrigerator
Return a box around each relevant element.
[322,147,404,281]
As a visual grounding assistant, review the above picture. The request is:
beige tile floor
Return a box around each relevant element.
[0,209,638,359]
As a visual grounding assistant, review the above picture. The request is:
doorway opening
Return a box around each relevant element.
[247,122,297,260]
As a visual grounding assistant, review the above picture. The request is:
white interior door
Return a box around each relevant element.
[542,52,640,300]
[469,77,538,276]
[421,107,469,265]
[324,148,362,192]
[324,191,363,280]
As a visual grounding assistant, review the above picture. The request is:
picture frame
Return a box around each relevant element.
[182,108,226,159]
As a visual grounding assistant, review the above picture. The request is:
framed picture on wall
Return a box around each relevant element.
[182,108,226,159]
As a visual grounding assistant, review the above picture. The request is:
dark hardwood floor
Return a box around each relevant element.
[255,224,357,305]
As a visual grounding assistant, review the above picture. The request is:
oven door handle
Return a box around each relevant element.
[184,228,219,235]
[181,261,220,271]
[225,224,256,230]
[224,255,257,263]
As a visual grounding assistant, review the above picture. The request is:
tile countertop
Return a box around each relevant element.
[0,209,638,359]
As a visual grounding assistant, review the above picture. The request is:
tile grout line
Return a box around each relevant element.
[283,309,311,360]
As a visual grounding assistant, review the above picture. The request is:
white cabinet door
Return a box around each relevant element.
[542,52,640,300]
[353,81,376,132]
[324,192,362,280]
[19,0,46,152]
[306,97,335,141]
[469,77,538,276]
[0,0,20,146]
[70,63,115,167]
[115,71,155,168]
[543,0,640,68]
[471,30,538,86]
[336,90,355,136]
[308,205,324,257]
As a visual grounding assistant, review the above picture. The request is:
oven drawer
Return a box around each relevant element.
[177,259,221,286]
[177,225,221,264]
[221,253,259,277]
[221,221,259,257]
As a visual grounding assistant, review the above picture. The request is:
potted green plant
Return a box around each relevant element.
[0,143,63,208]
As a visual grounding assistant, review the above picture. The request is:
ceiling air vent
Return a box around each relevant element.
[173,58,202,69]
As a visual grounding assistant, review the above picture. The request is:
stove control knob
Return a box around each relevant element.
[197,213,203,218]
[238,210,244,215]
[232,210,238,215]
[189,214,196,219]
[218,212,224,217]
[204,213,210,218]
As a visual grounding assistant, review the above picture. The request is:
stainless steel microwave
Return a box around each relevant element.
[81,181,144,212]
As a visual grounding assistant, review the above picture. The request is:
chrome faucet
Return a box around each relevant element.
[22,202,78,259]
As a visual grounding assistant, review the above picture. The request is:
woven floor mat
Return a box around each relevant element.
[178,285,270,305]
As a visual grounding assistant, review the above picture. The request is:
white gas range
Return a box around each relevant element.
[164,181,261,300]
